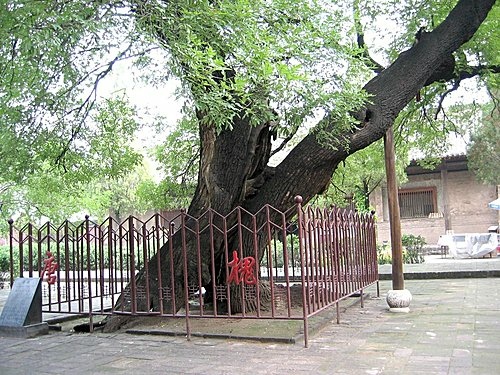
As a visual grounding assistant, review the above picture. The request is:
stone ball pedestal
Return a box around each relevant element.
[386,289,412,313]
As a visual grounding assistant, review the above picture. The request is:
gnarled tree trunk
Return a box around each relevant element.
[104,0,496,331]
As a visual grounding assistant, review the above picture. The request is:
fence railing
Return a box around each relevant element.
[6,196,378,347]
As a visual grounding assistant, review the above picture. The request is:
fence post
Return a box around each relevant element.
[64,220,71,312]
[28,223,33,277]
[19,227,24,279]
[180,209,191,341]
[128,216,137,315]
[8,218,14,287]
[141,222,150,314]
[155,214,164,315]
[107,217,114,310]
[84,215,94,332]
[295,195,309,348]
[169,221,176,314]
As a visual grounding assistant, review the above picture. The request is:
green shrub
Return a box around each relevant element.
[377,243,392,265]
[402,234,426,264]
[377,234,426,265]
[0,246,9,272]
[0,245,10,288]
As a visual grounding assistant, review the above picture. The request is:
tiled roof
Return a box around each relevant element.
[407,154,468,175]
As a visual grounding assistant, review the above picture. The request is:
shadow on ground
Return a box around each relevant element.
[53,293,376,344]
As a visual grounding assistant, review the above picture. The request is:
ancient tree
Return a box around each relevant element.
[102,0,498,330]
[1,0,497,327]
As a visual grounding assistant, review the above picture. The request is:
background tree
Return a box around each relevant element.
[316,140,408,212]
[467,80,500,185]
[467,103,500,186]
[0,97,145,231]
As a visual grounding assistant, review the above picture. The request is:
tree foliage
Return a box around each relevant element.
[0,0,497,230]
[1,2,144,179]
[0,96,145,230]
[135,0,371,132]
[317,139,408,211]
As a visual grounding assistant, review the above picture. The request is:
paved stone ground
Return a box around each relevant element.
[1,277,500,374]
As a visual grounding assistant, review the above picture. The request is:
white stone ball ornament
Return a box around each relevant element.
[386,289,412,313]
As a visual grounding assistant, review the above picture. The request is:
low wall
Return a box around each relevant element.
[376,217,446,245]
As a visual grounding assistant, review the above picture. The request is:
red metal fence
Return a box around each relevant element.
[6,196,378,347]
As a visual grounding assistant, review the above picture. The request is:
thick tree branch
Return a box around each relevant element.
[348,0,496,153]
[245,0,496,213]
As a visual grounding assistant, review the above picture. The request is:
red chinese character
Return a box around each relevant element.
[227,251,241,284]
[41,251,58,285]
[227,250,257,285]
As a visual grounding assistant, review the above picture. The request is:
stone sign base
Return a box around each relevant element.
[0,322,49,338]
[0,278,48,338]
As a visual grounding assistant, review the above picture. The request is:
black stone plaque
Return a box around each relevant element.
[0,278,42,327]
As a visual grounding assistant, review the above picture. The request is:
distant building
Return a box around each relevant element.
[371,154,498,245]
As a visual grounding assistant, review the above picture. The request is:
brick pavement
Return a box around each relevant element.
[1,277,500,374]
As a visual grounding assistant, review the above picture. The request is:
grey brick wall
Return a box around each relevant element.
[372,170,498,246]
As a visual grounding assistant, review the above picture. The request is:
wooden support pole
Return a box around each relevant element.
[384,126,404,291]
[441,169,451,232]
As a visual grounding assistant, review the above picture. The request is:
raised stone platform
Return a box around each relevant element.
[378,254,500,280]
